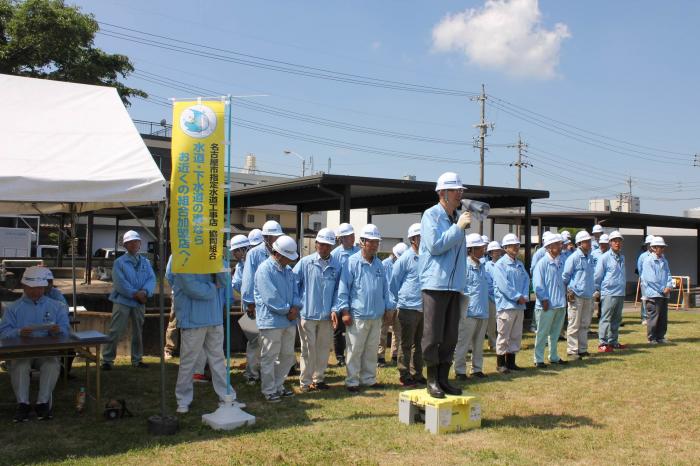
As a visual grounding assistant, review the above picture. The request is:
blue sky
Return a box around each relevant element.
[74,0,700,215]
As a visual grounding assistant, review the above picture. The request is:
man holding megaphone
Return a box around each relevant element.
[418,172,473,398]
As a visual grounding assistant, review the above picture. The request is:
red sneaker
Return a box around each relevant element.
[597,344,614,353]
[193,373,211,383]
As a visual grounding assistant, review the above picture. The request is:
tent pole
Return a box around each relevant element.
[157,200,167,418]
[70,204,77,313]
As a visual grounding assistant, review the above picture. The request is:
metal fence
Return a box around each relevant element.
[133,119,172,138]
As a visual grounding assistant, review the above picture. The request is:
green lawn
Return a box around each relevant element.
[1,310,699,465]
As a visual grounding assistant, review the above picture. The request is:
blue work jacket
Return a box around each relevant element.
[562,248,595,298]
[337,252,394,320]
[293,252,341,321]
[532,253,566,309]
[109,253,155,307]
[594,250,626,297]
[418,203,466,292]
[493,254,530,312]
[390,248,422,311]
[0,295,70,338]
[254,257,301,329]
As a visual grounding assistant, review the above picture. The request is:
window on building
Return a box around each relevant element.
[313,222,322,231]
[247,214,255,223]
[266,214,281,222]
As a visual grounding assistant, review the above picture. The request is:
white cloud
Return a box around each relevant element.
[432,0,570,79]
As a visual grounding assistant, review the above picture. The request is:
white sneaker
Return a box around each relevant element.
[641,320,647,325]
[176,405,189,414]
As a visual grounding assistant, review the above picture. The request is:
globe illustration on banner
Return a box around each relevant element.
[180,104,217,138]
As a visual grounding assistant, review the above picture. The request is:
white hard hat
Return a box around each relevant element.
[487,241,503,252]
[230,234,250,251]
[123,230,141,243]
[562,238,571,245]
[262,220,284,236]
[315,228,336,246]
[650,236,667,247]
[466,233,486,248]
[272,235,299,261]
[392,242,408,257]
[36,267,54,281]
[561,231,572,240]
[592,225,604,234]
[644,234,654,244]
[336,223,354,237]
[575,231,592,244]
[407,223,421,238]
[435,172,463,191]
[608,231,624,241]
[21,266,49,287]
[248,229,263,246]
[541,231,554,244]
[481,235,489,244]
[598,234,610,244]
[502,233,520,247]
[544,233,563,248]
[360,224,382,241]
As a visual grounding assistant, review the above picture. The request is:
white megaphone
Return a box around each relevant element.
[460,199,490,222]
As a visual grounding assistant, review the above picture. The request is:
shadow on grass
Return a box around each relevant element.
[483,413,602,430]
[0,359,325,465]
[663,336,700,344]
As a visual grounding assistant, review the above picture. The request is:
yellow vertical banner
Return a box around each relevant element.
[169,100,226,273]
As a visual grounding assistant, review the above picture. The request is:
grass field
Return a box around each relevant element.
[1,308,699,465]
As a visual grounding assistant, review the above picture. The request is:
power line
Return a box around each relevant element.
[489,95,692,157]
[138,94,503,167]
[487,100,692,166]
[98,22,479,97]
[133,69,473,146]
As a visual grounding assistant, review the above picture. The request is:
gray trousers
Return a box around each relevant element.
[397,309,424,379]
[599,295,624,345]
[164,305,179,355]
[175,325,231,408]
[378,310,400,358]
[345,318,382,387]
[454,316,488,374]
[486,301,497,349]
[259,326,297,396]
[496,309,524,355]
[646,297,668,342]
[10,357,60,405]
[298,319,333,387]
[421,290,462,366]
[102,302,145,365]
[566,296,593,354]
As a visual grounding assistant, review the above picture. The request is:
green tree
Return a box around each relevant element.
[0,0,145,105]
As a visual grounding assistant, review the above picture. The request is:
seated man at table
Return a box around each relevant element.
[0,266,70,422]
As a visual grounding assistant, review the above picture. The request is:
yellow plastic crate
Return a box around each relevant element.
[399,389,481,434]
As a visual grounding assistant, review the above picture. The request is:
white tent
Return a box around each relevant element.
[0,73,166,214]
[0,74,175,430]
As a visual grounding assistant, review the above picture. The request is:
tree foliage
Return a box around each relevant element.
[0,0,145,105]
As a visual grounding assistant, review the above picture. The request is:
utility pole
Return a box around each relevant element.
[508,134,531,236]
[508,133,531,189]
[471,84,493,186]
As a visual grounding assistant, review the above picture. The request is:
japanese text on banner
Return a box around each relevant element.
[169,100,225,273]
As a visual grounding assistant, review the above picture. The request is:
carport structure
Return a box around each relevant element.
[230,174,549,267]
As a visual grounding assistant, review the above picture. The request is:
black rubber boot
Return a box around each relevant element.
[507,353,524,371]
[496,354,510,374]
[426,365,445,399]
[437,363,462,396]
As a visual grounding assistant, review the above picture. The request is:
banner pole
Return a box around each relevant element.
[224,96,233,395]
